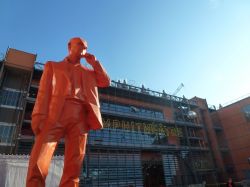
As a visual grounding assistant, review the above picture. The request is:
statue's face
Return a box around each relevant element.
[69,38,87,57]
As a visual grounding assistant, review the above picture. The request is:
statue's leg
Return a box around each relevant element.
[26,120,64,187]
[59,120,88,187]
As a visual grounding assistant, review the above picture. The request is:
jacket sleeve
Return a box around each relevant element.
[92,61,110,88]
[32,62,53,119]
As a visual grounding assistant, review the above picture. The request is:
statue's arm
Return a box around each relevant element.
[92,61,110,88]
[31,62,53,134]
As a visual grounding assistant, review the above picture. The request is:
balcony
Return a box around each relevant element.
[189,146,209,151]
[26,97,36,103]
[175,120,203,128]
[23,119,31,124]
[107,81,198,107]
[188,136,204,140]
[30,84,39,89]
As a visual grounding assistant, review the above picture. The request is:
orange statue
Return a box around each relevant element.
[26,37,110,187]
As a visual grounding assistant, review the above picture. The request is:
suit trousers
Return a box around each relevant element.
[26,99,88,187]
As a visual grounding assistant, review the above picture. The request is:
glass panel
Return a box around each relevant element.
[100,101,165,120]
[0,89,21,107]
[83,151,143,187]
[0,125,14,143]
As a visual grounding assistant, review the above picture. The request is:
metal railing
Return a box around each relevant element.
[110,80,198,106]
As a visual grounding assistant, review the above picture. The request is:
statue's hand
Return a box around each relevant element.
[31,115,46,135]
[83,53,97,66]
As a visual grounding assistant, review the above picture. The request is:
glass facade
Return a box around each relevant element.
[101,101,164,121]
[83,116,214,186]
[83,151,143,187]
[89,117,185,148]
[163,151,215,186]
[0,88,22,107]
[0,88,22,145]
[0,124,15,144]
[163,152,195,186]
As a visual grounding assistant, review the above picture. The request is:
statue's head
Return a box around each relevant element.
[68,37,88,57]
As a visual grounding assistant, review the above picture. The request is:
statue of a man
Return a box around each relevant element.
[26,37,110,187]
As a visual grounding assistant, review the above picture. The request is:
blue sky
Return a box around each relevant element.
[1,0,250,107]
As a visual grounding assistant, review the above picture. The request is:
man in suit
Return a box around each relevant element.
[26,37,110,187]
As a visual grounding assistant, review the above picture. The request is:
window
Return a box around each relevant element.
[242,105,250,122]
[83,151,143,186]
[0,89,22,107]
[0,125,15,143]
[101,101,164,120]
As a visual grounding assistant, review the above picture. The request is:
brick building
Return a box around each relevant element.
[0,48,249,186]
[210,97,250,181]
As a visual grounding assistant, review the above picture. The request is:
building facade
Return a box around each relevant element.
[210,98,250,181]
[1,48,248,186]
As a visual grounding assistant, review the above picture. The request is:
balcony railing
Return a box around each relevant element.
[188,136,204,140]
[110,81,198,106]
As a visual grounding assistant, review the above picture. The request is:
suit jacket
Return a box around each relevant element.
[32,59,110,131]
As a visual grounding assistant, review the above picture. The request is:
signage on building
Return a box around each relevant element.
[192,159,212,170]
[103,118,183,137]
